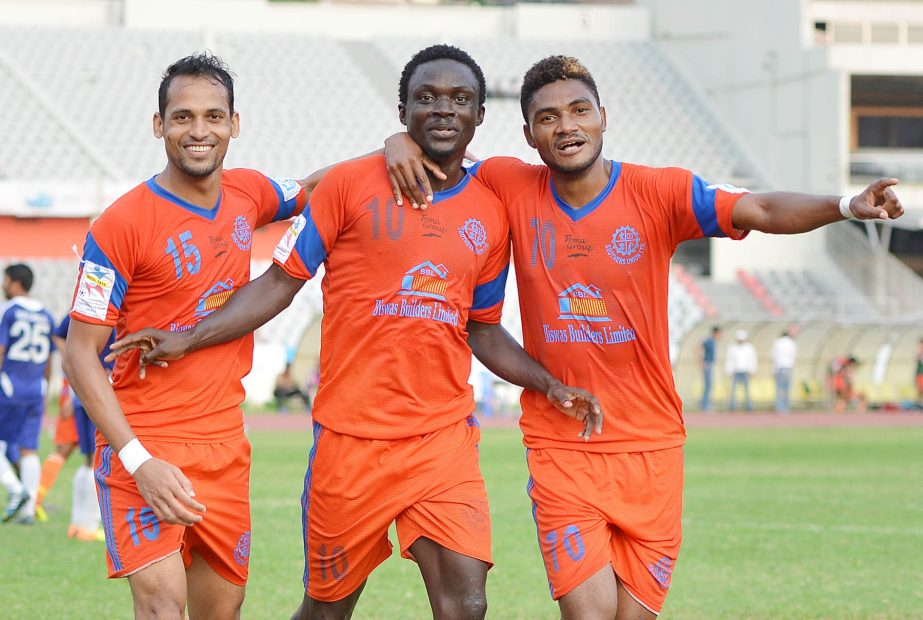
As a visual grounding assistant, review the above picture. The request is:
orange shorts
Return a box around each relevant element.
[54,412,79,446]
[302,416,491,602]
[526,446,684,614]
[93,435,252,585]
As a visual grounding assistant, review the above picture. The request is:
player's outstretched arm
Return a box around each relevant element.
[64,319,205,526]
[732,178,903,233]
[467,320,603,440]
[296,148,387,202]
[108,263,304,368]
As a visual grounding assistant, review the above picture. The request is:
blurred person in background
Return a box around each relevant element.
[0,263,55,525]
[771,329,797,414]
[726,330,757,412]
[915,339,923,409]
[700,325,721,411]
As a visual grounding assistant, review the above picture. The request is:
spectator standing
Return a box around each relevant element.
[771,329,797,414]
[726,330,757,411]
[700,326,720,411]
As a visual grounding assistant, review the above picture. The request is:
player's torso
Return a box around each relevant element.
[504,164,683,451]
[0,299,53,402]
[313,169,506,437]
[322,171,503,343]
[118,179,261,335]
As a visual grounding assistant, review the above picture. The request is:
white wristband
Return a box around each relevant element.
[839,195,855,219]
[118,438,153,475]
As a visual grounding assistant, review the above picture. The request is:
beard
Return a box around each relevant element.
[175,155,222,178]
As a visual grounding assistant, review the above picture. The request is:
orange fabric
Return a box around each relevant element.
[274,155,510,439]
[302,417,491,601]
[473,158,747,453]
[38,452,66,504]
[53,414,79,447]
[94,436,252,584]
[526,446,684,612]
[70,169,306,444]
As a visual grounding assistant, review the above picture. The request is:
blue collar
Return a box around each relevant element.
[432,167,471,204]
[550,161,621,222]
[146,176,222,220]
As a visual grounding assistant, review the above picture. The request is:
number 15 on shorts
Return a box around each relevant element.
[544,524,585,572]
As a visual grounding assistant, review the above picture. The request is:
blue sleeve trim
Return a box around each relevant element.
[690,175,725,238]
[268,177,300,222]
[83,233,129,311]
[472,264,509,311]
[293,207,328,276]
[467,160,484,178]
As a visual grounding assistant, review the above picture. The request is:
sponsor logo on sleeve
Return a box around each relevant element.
[706,183,750,194]
[273,215,306,264]
[72,261,115,320]
[270,176,302,202]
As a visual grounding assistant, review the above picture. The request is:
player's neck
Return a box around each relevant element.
[427,153,466,194]
[549,157,611,210]
[156,166,223,210]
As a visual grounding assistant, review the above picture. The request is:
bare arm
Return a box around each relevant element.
[108,263,304,366]
[467,320,602,440]
[732,178,903,233]
[64,319,205,526]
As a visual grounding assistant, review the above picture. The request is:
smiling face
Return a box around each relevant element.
[399,58,484,164]
[153,74,239,180]
[523,78,606,175]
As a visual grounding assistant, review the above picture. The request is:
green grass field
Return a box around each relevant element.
[2,425,922,619]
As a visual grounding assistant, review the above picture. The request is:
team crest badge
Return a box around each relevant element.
[233,530,251,566]
[605,225,646,265]
[458,218,488,255]
[232,215,253,251]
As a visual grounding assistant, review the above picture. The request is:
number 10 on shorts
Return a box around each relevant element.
[544,524,585,572]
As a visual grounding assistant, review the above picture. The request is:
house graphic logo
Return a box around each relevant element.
[557,283,610,322]
[398,261,449,301]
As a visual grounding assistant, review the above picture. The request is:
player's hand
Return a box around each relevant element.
[106,328,188,379]
[132,458,205,526]
[545,381,603,441]
[849,178,903,220]
[384,132,447,210]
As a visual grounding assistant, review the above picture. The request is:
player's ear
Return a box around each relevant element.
[600,106,607,133]
[230,111,240,139]
[475,104,485,127]
[153,113,164,139]
[398,103,407,126]
[523,123,537,150]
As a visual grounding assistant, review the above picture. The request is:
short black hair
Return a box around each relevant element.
[158,52,235,118]
[712,325,721,335]
[4,263,34,292]
[520,55,600,122]
[399,44,486,107]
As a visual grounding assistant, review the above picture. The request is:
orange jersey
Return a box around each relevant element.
[273,155,510,439]
[71,169,306,443]
[471,157,747,452]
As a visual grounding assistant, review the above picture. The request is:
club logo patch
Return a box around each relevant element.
[605,225,646,265]
[270,176,302,202]
[458,218,488,255]
[648,555,674,590]
[233,530,251,566]
[232,215,252,251]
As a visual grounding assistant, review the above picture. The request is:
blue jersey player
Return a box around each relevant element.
[0,264,55,524]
